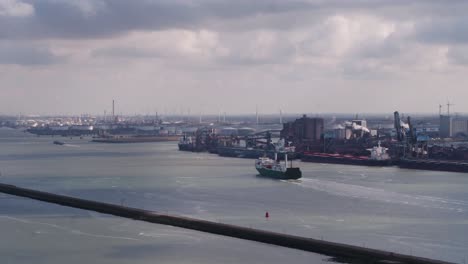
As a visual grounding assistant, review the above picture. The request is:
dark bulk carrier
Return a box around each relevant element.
[217,146,297,160]
[92,135,179,143]
[302,142,392,166]
[92,124,180,143]
[177,126,298,160]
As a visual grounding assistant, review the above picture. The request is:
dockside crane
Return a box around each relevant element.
[393,111,403,142]
[394,111,428,159]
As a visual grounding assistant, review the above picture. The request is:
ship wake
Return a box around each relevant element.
[296,178,468,213]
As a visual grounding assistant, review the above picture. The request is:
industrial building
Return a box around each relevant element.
[439,115,468,138]
[280,115,324,151]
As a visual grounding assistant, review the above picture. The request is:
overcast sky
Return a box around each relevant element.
[1,0,467,116]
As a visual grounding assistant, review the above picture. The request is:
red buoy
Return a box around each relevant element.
[265,211,269,218]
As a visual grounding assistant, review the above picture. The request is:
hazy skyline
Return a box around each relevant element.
[1,0,468,115]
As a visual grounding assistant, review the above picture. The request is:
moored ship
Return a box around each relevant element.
[92,135,179,143]
[301,141,393,166]
[218,146,298,160]
[218,138,298,160]
[218,146,269,159]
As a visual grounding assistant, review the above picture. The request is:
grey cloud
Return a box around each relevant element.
[0,43,63,65]
[400,0,468,45]
[91,47,162,59]
[92,44,293,66]
[0,0,34,17]
[1,0,313,39]
[217,52,290,66]
[414,17,468,44]
[2,0,467,68]
[353,37,403,60]
[447,46,468,66]
[1,0,460,40]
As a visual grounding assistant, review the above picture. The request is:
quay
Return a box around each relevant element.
[398,158,468,173]
[0,183,453,264]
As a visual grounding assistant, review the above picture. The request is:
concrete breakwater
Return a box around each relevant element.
[0,183,452,264]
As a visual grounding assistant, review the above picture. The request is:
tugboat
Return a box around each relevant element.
[178,134,195,151]
[255,141,301,180]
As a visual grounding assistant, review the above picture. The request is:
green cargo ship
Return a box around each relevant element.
[255,153,301,180]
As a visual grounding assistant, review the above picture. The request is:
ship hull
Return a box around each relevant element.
[218,147,297,160]
[256,167,301,180]
[92,136,179,143]
[301,154,393,167]
[218,147,263,158]
[178,143,195,151]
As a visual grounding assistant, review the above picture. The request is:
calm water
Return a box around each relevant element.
[0,128,467,263]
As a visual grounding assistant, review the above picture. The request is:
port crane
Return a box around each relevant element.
[394,111,428,158]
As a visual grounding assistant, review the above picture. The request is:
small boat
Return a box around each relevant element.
[255,151,301,180]
[53,140,65,145]
[178,135,195,151]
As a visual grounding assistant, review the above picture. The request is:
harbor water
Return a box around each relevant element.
[0,128,467,263]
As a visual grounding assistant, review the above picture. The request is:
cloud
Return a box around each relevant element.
[414,17,468,44]
[92,46,159,59]
[81,11,448,74]
[447,46,468,66]
[0,0,33,17]
[0,0,315,40]
[90,30,228,62]
[0,43,64,65]
[0,0,465,51]
[2,0,468,114]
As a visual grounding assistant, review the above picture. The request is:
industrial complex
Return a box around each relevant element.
[3,105,468,173]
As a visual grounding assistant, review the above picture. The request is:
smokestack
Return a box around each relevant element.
[112,100,115,119]
[394,111,402,142]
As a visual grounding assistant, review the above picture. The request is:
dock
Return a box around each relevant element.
[398,158,468,173]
